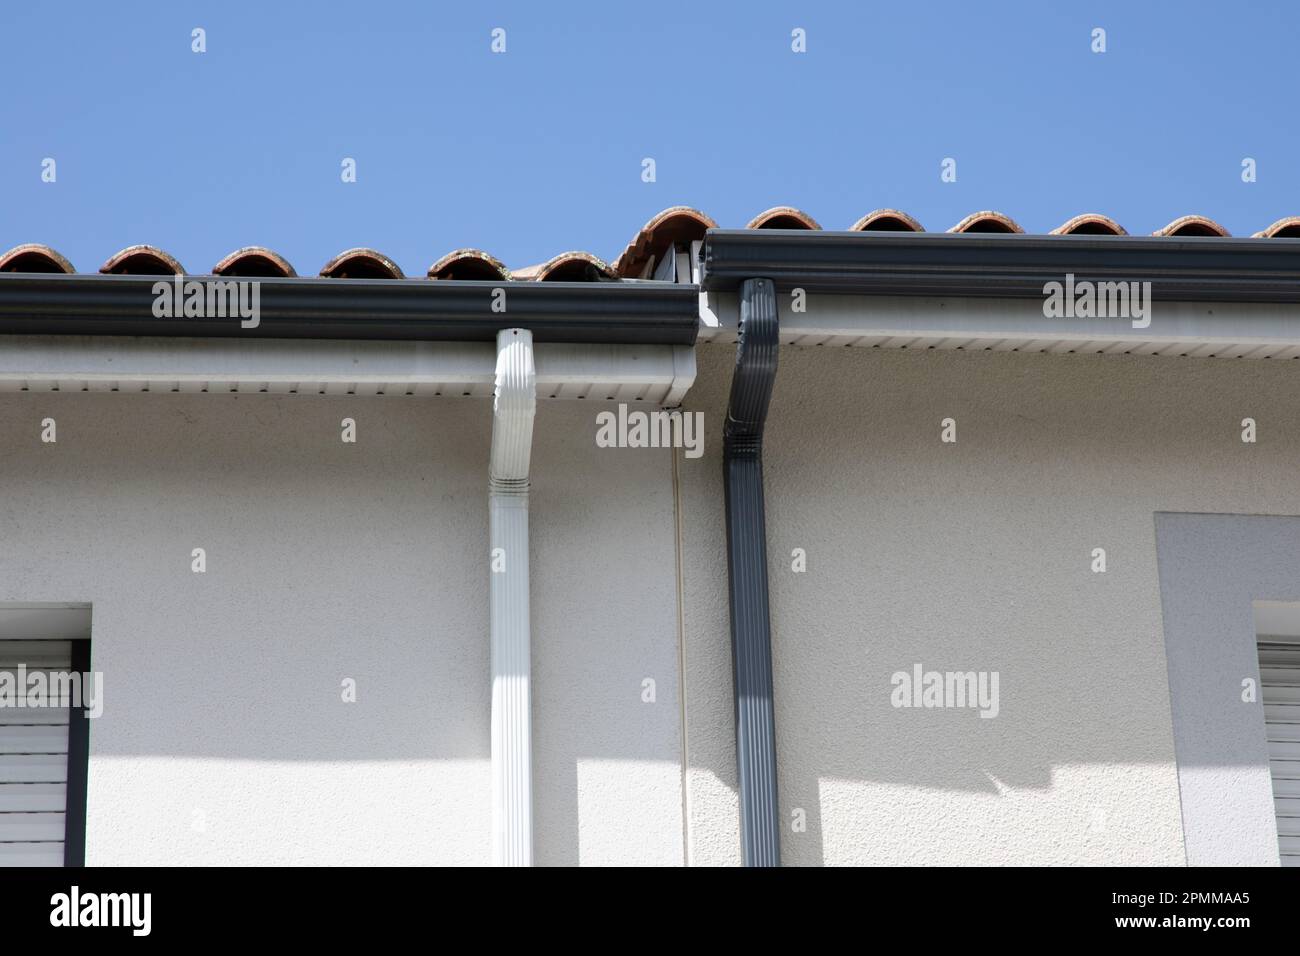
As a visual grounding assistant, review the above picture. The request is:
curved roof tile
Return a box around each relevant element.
[849,209,925,232]
[427,249,512,281]
[1152,215,1230,238]
[746,206,821,230]
[1253,216,1300,238]
[319,248,404,279]
[100,245,185,275]
[613,206,717,278]
[1050,213,1127,236]
[213,246,297,278]
[530,251,617,282]
[0,243,75,274]
[948,211,1023,234]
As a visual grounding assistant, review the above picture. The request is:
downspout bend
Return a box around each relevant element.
[490,328,537,491]
[723,278,781,866]
[489,328,536,866]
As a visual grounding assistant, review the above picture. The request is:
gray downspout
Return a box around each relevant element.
[722,277,781,866]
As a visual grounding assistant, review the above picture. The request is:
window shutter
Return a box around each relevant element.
[0,640,72,867]
[1260,640,1300,867]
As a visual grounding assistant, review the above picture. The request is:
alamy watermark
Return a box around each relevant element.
[50,886,150,936]
[0,665,103,718]
[152,274,260,329]
[1042,273,1151,329]
[890,663,999,718]
[595,404,704,458]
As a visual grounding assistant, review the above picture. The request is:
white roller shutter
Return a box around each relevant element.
[1259,639,1300,867]
[0,640,71,867]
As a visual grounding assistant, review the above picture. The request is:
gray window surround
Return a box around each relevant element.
[1154,512,1297,866]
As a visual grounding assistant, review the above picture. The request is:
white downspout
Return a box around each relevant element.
[489,328,536,866]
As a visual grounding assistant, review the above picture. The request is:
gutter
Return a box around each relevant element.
[489,329,537,866]
[723,278,781,866]
[702,230,1300,301]
[0,274,699,346]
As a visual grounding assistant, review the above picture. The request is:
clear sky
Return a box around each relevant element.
[1,1,1296,276]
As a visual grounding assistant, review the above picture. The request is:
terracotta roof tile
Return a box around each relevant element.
[613,206,716,278]
[1050,213,1127,236]
[949,211,1023,234]
[100,245,185,275]
[319,248,404,279]
[427,249,512,281]
[213,246,297,278]
[746,206,821,230]
[1253,216,1300,238]
[0,243,74,274]
[850,209,925,232]
[1152,215,1230,238]
[526,251,617,282]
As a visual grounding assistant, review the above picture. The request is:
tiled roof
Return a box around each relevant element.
[3,208,1297,282]
[610,207,1299,279]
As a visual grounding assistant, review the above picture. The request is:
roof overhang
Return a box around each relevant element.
[700,229,1300,356]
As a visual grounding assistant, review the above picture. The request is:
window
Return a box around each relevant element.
[1254,602,1300,867]
[0,605,91,867]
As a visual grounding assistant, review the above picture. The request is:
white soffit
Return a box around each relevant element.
[0,336,697,405]
[700,292,1300,359]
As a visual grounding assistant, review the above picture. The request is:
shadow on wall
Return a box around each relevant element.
[677,342,1300,863]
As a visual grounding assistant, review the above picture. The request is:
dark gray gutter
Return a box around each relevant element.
[702,230,1300,301]
[723,277,781,867]
[0,274,699,346]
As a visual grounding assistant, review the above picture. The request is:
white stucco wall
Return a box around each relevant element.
[0,394,682,866]
[678,341,1300,866]
[9,337,1298,866]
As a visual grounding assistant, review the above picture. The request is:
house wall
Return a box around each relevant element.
[677,341,1300,866]
[7,337,1298,866]
[0,394,683,866]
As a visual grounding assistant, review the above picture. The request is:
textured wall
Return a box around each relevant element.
[9,341,1296,867]
[0,394,682,866]
[678,341,1300,866]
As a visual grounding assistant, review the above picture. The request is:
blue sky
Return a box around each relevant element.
[1,1,1296,275]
